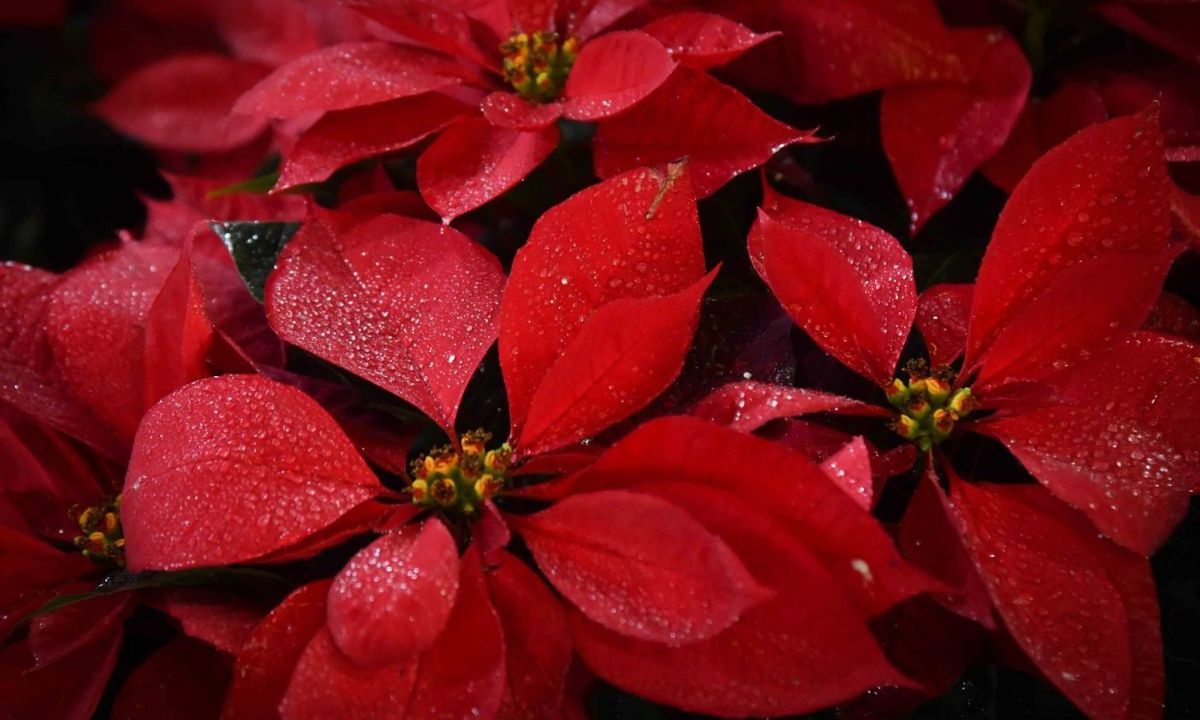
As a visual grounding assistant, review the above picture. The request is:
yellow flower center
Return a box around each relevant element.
[409,430,511,515]
[73,495,125,568]
[500,30,580,102]
[887,361,974,452]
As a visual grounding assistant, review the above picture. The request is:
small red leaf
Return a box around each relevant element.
[481,91,563,130]
[517,270,715,456]
[112,638,231,720]
[95,54,269,152]
[640,11,776,69]
[223,580,332,720]
[151,589,267,656]
[233,42,463,118]
[562,31,675,121]
[593,66,810,197]
[1095,2,1200,66]
[689,380,885,433]
[267,211,505,432]
[881,28,1031,230]
[276,93,469,189]
[965,109,1171,366]
[500,163,704,436]
[751,196,916,386]
[819,437,875,511]
[122,375,382,570]
[516,489,767,645]
[327,522,459,666]
[1145,291,1200,343]
[950,481,1154,720]
[915,284,973,368]
[486,551,572,719]
[143,243,214,410]
[417,117,560,222]
[47,243,177,442]
[281,628,417,720]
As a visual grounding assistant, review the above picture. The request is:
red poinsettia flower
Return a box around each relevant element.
[121,164,933,718]
[702,108,1198,719]
[232,0,808,220]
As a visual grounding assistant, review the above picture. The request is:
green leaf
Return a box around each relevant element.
[207,172,281,198]
[211,221,300,301]
[28,566,291,618]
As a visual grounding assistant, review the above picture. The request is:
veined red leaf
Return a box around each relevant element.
[915,284,973,368]
[688,380,885,433]
[276,93,470,189]
[0,264,123,459]
[327,522,459,666]
[266,212,505,432]
[965,108,1171,367]
[641,11,777,69]
[750,197,916,386]
[973,247,1180,390]
[481,91,563,130]
[500,163,704,437]
[881,28,1031,231]
[0,623,122,720]
[950,481,1158,720]
[515,489,767,645]
[341,0,495,69]
[143,242,214,410]
[122,375,383,570]
[486,551,572,719]
[47,243,177,442]
[281,628,417,720]
[517,270,714,456]
[562,31,675,121]
[233,42,464,118]
[709,0,965,103]
[417,117,559,222]
[568,482,908,716]
[593,66,810,197]
[222,580,332,720]
[94,54,269,152]
[563,416,933,618]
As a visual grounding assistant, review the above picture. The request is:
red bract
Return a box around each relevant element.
[738,109,1196,718]
[234,1,809,219]
[121,165,928,718]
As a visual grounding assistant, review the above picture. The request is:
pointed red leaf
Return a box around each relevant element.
[820,436,875,511]
[750,197,916,386]
[223,580,332,720]
[980,332,1200,555]
[561,31,675,121]
[122,375,383,570]
[881,28,1031,231]
[94,54,269,152]
[0,628,121,720]
[267,212,505,432]
[1095,2,1200,66]
[641,11,777,70]
[689,380,886,433]
[341,0,495,69]
[915,284,973,368]
[111,638,231,720]
[481,91,563,130]
[276,93,469,189]
[593,66,809,197]
[898,466,994,628]
[281,628,417,720]
[568,482,907,716]
[709,0,965,103]
[143,242,214,410]
[1145,291,1200,343]
[30,594,131,670]
[965,109,1171,367]
[500,163,705,436]
[563,416,933,619]
[327,522,459,666]
[150,589,268,656]
[0,264,123,459]
[233,40,465,117]
[973,247,1180,390]
[400,549,506,720]
[486,551,572,719]
[950,481,1158,720]
[516,489,767,644]
[417,117,560,222]
[47,243,177,442]
[518,271,714,456]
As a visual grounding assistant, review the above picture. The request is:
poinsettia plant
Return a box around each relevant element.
[3,1,1200,719]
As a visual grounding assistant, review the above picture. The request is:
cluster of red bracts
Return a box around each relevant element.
[3,0,1200,718]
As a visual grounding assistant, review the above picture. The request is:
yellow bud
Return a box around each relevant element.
[925,377,950,404]
[410,479,428,503]
[897,415,922,440]
[948,388,974,417]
